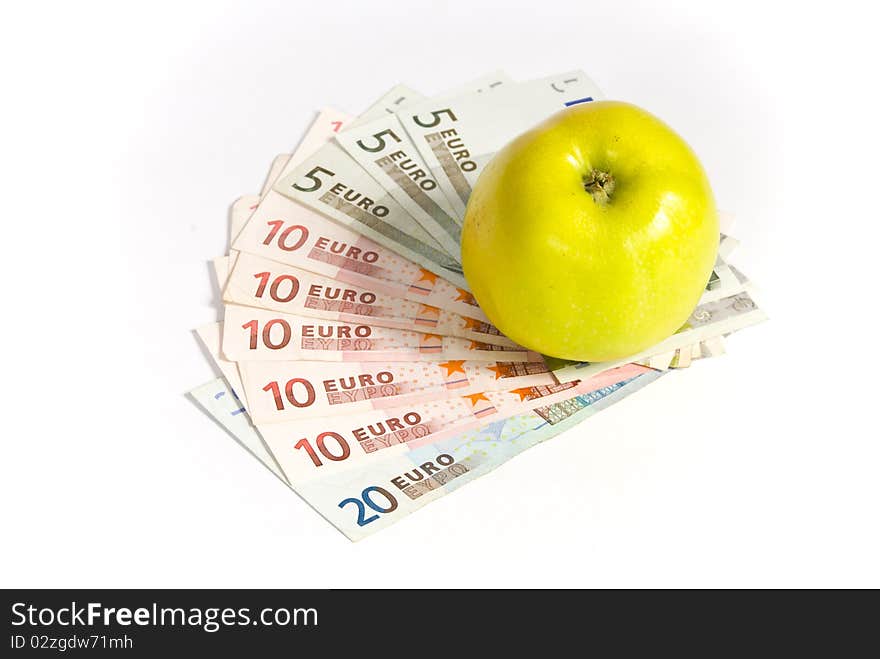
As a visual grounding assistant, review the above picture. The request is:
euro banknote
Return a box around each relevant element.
[194,321,250,410]
[235,80,509,293]
[399,71,603,218]
[221,304,538,363]
[188,378,287,484]
[294,370,663,540]
[719,232,739,261]
[211,255,231,292]
[268,83,478,279]
[346,73,508,130]
[228,98,415,266]
[223,251,514,346]
[232,107,354,246]
[702,257,740,304]
[347,84,423,129]
[239,358,557,424]
[227,107,354,265]
[272,142,468,287]
[190,371,663,541]
[225,189,737,373]
[229,194,261,246]
[259,154,290,198]
[257,363,648,485]
[554,290,767,382]
[338,119,463,257]
[230,191,491,322]
[246,85,420,214]
[225,185,730,371]
[189,70,766,541]
[335,73,511,257]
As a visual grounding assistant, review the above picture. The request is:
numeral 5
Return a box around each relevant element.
[355,128,401,152]
[292,166,335,192]
[412,108,457,128]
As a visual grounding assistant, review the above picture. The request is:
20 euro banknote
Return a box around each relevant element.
[191,371,663,541]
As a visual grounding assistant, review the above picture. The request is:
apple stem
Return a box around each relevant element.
[583,170,615,205]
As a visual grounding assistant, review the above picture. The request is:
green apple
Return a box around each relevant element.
[461,101,719,362]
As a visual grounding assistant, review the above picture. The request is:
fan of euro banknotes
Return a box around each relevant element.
[189,70,766,541]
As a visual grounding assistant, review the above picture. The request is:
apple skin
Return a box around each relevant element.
[461,101,718,362]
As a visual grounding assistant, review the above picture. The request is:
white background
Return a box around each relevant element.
[1,0,877,588]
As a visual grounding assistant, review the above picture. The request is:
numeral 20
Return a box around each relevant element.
[242,318,291,350]
[338,486,398,526]
[295,431,351,467]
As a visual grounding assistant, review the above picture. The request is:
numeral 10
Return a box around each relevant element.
[242,318,291,350]
[254,272,299,302]
[294,431,351,467]
[263,378,316,410]
[262,220,309,251]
